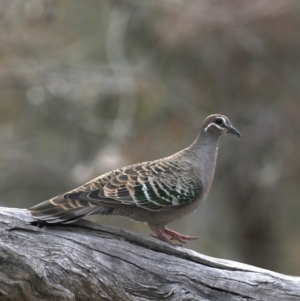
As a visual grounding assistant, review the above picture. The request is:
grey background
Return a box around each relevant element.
[0,0,300,275]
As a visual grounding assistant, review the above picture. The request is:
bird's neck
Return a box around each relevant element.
[188,131,219,193]
[190,130,219,155]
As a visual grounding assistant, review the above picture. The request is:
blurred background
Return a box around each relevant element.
[0,0,300,276]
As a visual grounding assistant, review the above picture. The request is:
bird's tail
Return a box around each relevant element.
[27,195,113,224]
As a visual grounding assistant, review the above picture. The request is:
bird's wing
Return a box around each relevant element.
[62,159,203,211]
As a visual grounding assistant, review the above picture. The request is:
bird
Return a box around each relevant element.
[28,114,241,245]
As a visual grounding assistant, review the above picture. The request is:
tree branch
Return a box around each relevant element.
[0,207,299,301]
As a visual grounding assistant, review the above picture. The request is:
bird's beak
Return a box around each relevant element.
[226,126,242,138]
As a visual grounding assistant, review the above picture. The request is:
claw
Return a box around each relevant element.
[150,226,199,245]
[163,228,199,243]
[150,228,179,246]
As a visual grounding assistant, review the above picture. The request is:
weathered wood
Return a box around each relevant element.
[0,207,299,301]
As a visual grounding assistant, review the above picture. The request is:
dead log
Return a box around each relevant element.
[0,207,299,301]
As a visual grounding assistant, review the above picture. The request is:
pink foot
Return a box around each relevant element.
[163,228,199,243]
[150,226,199,245]
[150,227,176,245]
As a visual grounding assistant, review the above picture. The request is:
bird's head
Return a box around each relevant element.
[202,114,241,138]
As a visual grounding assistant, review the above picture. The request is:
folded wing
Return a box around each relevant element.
[28,160,202,223]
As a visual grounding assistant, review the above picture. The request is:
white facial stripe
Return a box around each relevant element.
[204,123,225,132]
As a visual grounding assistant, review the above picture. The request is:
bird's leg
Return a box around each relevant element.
[163,228,199,243]
[150,227,179,245]
[150,226,199,245]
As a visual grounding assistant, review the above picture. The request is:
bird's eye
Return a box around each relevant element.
[215,118,224,126]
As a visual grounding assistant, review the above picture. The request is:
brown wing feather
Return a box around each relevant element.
[28,157,199,223]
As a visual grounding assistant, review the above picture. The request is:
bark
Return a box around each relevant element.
[0,207,299,301]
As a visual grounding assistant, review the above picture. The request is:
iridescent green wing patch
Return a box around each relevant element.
[130,173,202,211]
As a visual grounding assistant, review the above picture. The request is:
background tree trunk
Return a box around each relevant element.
[0,207,299,301]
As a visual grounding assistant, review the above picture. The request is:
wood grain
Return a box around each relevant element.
[0,207,299,301]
